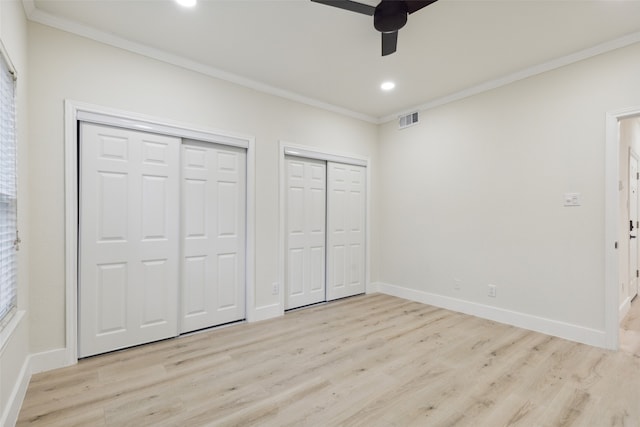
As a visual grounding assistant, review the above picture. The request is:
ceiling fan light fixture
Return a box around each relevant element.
[381,81,396,91]
[311,0,438,57]
[176,0,197,8]
[374,1,408,33]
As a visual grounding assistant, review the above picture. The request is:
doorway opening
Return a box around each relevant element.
[606,107,640,350]
[618,115,640,356]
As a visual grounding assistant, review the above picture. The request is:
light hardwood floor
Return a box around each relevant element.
[17,294,640,426]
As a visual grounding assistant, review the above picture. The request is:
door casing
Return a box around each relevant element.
[629,150,639,302]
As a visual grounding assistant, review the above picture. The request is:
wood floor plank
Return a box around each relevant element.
[17,294,640,426]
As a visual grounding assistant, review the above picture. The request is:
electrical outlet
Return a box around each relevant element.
[488,284,497,298]
[453,278,461,290]
[272,282,279,295]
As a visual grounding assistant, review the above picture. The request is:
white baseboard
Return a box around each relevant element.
[375,282,608,348]
[1,354,30,427]
[248,303,282,323]
[1,347,76,427]
[29,347,75,375]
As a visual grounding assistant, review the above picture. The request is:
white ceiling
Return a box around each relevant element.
[25,0,640,122]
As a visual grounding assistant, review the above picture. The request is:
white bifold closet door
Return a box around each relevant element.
[79,123,180,358]
[181,141,246,333]
[285,157,366,310]
[326,162,366,300]
[285,157,326,310]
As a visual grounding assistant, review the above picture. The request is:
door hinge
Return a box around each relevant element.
[636,172,639,180]
[636,270,639,278]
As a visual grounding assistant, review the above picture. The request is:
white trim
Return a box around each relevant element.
[72,104,252,148]
[0,38,17,78]
[283,146,368,167]
[0,38,19,345]
[251,303,282,323]
[64,101,79,365]
[278,145,286,312]
[76,110,249,149]
[0,309,23,354]
[0,352,30,427]
[365,163,372,298]
[278,141,371,317]
[29,347,71,374]
[24,6,377,125]
[377,282,607,348]
[629,149,640,307]
[0,345,71,426]
[605,106,640,350]
[380,31,640,124]
[65,100,257,366]
[245,136,257,323]
[367,281,380,294]
[21,0,36,17]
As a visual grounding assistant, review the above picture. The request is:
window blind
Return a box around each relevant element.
[0,49,17,325]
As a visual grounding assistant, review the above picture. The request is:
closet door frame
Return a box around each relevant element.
[64,100,255,366]
[278,141,371,316]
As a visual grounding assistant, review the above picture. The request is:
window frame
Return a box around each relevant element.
[0,39,18,332]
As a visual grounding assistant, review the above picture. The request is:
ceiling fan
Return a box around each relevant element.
[311,0,438,56]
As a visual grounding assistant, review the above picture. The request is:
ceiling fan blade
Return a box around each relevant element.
[381,31,398,56]
[405,0,438,15]
[311,0,375,16]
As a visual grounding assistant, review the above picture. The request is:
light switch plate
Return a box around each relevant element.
[564,192,581,207]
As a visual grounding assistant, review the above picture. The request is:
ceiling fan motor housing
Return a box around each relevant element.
[374,1,408,33]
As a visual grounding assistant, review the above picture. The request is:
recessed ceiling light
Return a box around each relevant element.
[381,81,395,91]
[176,0,197,7]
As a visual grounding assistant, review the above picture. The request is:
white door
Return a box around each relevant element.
[285,157,326,309]
[630,152,639,300]
[79,123,180,358]
[181,141,246,333]
[327,162,366,300]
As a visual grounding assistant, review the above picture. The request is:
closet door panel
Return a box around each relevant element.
[79,123,180,358]
[327,162,366,301]
[181,142,246,333]
[285,157,326,309]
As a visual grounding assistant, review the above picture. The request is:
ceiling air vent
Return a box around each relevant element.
[398,111,419,129]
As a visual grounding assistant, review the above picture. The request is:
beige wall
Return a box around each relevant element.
[27,22,379,354]
[0,0,29,424]
[377,42,640,336]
